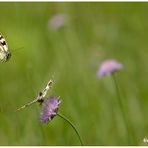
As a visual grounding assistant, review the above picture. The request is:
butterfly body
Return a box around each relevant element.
[0,33,11,62]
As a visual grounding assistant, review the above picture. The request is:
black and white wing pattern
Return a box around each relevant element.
[0,33,11,62]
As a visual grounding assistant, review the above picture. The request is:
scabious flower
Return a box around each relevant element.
[40,96,83,145]
[48,13,68,31]
[40,96,61,123]
[97,59,123,78]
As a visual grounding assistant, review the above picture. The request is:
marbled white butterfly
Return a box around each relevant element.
[0,33,11,62]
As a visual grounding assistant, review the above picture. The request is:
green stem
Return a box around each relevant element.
[112,74,124,115]
[112,73,130,144]
[57,113,83,146]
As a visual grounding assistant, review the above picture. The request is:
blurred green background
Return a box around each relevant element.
[0,2,148,146]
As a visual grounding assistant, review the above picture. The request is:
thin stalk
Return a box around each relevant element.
[112,73,130,144]
[57,113,83,146]
[112,73,125,116]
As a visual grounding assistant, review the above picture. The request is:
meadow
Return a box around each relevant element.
[0,2,148,146]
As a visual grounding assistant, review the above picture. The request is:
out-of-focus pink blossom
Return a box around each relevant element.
[48,13,68,31]
[97,59,123,77]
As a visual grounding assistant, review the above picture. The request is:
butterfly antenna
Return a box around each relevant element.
[11,46,24,53]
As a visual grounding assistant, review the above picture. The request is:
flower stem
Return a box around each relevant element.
[111,73,130,144]
[57,113,84,146]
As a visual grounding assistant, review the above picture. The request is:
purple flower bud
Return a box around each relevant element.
[97,59,123,78]
[40,96,61,123]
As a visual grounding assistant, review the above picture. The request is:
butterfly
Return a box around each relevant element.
[0,33,11,62]
[16,79,53,111]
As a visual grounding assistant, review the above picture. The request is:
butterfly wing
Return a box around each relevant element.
[0,33,11,62]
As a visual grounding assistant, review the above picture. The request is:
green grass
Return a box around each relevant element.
[0,2,148,145]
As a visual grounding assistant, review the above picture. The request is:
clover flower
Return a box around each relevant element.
[48,13,68,31]
[40,96,61,123]
[97,59,123,78]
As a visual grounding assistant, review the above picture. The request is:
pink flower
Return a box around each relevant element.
[48,13,68,31]
[97,59,123,77]
[40,96,61,123]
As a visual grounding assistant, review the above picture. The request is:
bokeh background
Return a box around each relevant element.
[0,2,148,146]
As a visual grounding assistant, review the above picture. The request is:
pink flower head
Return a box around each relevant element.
[40,96,61,123]
[97,59,123,77]
[48,13,68,31]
